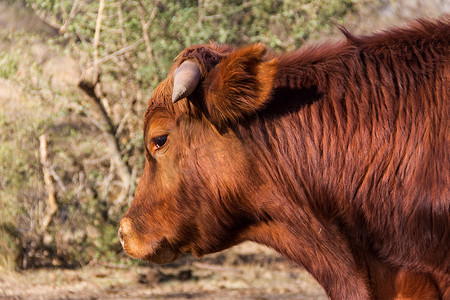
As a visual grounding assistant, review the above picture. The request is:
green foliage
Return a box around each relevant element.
[25,0,357,88]
[0,219,19,270]
[0,51,20,79]
[94,220,123,262]
[0,106,45,195]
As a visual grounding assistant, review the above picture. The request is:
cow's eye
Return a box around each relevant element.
[151,135,168,152]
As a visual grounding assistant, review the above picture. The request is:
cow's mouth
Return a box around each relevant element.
[119,219,180,264]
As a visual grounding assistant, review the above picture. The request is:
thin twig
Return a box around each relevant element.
[50,167,67,193]
[117,2,137,71]
[91,39,142,67]
[118,3,128,46]
[29,3,60,33]
[198,0,203,25]
[59,0,81,34]
[137,3,157,61]
[93,0,105,75]
[115,111,131,138]
[91,0,113,117]
[101,162,115,200]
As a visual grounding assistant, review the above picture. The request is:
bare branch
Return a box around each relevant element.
[115,111,131,138]
[39,135,58,232]
[93,0,105,75]
[117,3,128,47]
[59,0,81,34]
[50,168,67,193]
[136,1,157,61]
[198,0,203,25]
[101,163,115,201]
[92,39,143,67]
[90,0,114,116]
[28,2,60,33]
[78,1,134,208]
[78,80,132,201]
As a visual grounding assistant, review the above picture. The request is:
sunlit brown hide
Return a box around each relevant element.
[120,18,449,300]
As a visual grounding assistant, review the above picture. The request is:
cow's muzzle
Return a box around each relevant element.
[119,217,180,264]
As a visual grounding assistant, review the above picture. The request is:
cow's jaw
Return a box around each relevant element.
[143,237,180,264]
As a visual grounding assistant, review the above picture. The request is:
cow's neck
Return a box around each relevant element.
[240,217,370,299]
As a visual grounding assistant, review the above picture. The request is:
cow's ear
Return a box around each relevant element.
[202,44,277,126]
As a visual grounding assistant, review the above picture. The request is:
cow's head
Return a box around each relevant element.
[119,44,278,263]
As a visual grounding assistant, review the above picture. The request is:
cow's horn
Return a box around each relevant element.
[172,60,201,103]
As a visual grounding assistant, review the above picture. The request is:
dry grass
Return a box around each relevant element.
[0,242,326,300]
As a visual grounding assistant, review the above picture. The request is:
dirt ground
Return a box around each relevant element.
[0,242,327,300]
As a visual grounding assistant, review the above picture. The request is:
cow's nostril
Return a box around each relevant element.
[118,227,124,247]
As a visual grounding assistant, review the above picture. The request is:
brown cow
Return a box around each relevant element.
[119,18,449,299]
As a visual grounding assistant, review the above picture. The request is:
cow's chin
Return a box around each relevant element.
[142,238,181,264]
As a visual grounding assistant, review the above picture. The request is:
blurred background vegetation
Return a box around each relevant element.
[0,0,447,271]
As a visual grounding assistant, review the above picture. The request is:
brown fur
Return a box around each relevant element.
[120,18,449,300]
[203,44,278,127]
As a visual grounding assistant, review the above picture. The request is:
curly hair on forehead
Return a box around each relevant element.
[174,43,234,75]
